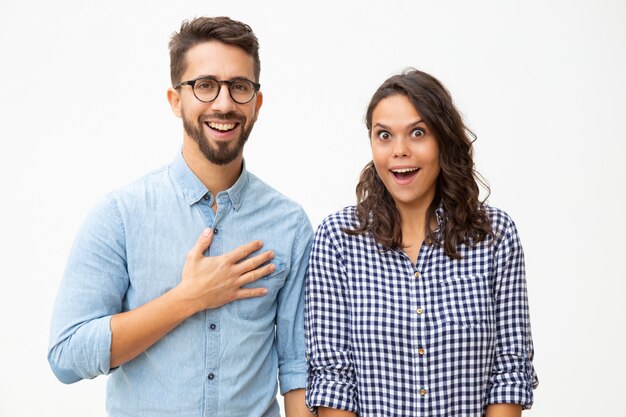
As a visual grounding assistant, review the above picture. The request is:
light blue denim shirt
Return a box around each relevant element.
[48,152,313,417]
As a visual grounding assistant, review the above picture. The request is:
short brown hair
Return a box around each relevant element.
[168,16,260,85]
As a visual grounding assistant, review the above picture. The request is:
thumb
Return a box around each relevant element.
[188,228,213,260]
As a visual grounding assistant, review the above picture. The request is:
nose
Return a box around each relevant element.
[392,137,410,158]
[210,84,237,113]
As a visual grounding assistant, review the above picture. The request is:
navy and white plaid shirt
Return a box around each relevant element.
[305,205,538,417]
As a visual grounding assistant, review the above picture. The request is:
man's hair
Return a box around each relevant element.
[345,68,493,259]
[169,16,260,85]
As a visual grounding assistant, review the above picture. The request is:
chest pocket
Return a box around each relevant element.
[230,261,286,319]
[438,273,493,328]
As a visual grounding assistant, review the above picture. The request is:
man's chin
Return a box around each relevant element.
[183,117,252,166]
[199,142,243,166]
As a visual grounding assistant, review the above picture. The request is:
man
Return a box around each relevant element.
[48,16,313,417]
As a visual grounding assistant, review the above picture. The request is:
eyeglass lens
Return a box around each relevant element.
[193,78,256,104]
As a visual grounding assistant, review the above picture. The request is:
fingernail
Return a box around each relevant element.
[202,228,212,237]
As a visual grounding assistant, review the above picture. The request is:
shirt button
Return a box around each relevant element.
[420,388,426,396]
[207,373,215,380]
[418,348,425,355]
[414,271,420,278]
[203,194,210,200]
[213,228,219,235]
[416,308,423,315]
[210,324,217,330]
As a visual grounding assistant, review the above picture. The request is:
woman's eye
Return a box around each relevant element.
[377,131,391,140]
[411,128,425,138]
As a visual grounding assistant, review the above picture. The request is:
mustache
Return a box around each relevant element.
[201,112,245,123]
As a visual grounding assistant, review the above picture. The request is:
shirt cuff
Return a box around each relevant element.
[279,360,307,395]
[48,315,112,383]
[306,379,358,414]
[487,371,536,409]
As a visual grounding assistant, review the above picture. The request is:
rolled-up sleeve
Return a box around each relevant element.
[276,210,314,394]
[305,221,357,414]
[48,196,128,383]
[487,218,539,408]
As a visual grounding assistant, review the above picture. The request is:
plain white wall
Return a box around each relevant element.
[1,0,625,416]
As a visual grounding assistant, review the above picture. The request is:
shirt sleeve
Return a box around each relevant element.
[275,209,314,395]
[48,195,128,383]
[305,220,358,414]
[487,217,539,408]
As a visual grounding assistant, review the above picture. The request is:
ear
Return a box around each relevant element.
[252,91,263,122]
[167,87,182,118]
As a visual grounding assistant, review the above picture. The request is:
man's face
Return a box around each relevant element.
[173,41,262,166]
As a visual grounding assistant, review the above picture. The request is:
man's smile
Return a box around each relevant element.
[206,121,239,132]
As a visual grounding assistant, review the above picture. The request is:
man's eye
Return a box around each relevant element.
[196,80,217,90]
[231,81,252,92]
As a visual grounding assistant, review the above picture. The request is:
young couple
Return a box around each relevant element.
[49,16,537,417]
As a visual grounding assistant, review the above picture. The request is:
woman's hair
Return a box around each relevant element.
[346,68,493,259]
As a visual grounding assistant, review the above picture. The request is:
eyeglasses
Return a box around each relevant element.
[174,76,261,104]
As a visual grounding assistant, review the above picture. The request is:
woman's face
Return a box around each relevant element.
[370,94,440,213]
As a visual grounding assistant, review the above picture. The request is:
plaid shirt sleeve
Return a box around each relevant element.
[487,215,539,408]
[305,220,358,414]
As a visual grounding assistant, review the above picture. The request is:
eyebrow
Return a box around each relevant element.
[193,74,252,81]
[373,119,425,130]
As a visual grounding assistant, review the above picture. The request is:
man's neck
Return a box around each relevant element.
[181,138,243,195]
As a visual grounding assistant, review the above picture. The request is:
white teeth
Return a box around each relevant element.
[208,122,236,131]
[392,168,419,173]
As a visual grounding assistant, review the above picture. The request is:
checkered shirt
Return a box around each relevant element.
[305,205,538,417]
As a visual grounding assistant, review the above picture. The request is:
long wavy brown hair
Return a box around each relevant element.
[345,69,493,259]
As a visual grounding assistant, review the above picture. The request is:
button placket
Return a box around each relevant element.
[413,244,434,407]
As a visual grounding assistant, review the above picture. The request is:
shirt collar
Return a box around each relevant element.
[169,150,249,210]
[224,162,249,211]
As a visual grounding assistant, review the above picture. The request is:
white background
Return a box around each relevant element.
[1,0,625,416]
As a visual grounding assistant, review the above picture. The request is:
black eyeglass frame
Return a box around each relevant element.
[173,76,261,104]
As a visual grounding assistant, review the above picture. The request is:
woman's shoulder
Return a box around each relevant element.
[313,206,379,255]
[318,206,357,229]
[317,206,359,240]
[481,204,520,241]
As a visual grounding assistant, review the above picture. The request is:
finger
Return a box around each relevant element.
[187,228,213,261]
[226,239,264,263]
[235,287,268,300]
[237,250,274,274]
[239,263,276,285]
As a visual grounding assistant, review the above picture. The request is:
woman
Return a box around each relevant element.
[305,69,537,417]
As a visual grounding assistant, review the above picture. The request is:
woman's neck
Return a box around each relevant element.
[398,203,430,264]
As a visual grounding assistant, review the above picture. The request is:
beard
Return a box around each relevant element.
[182,110,254,166]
